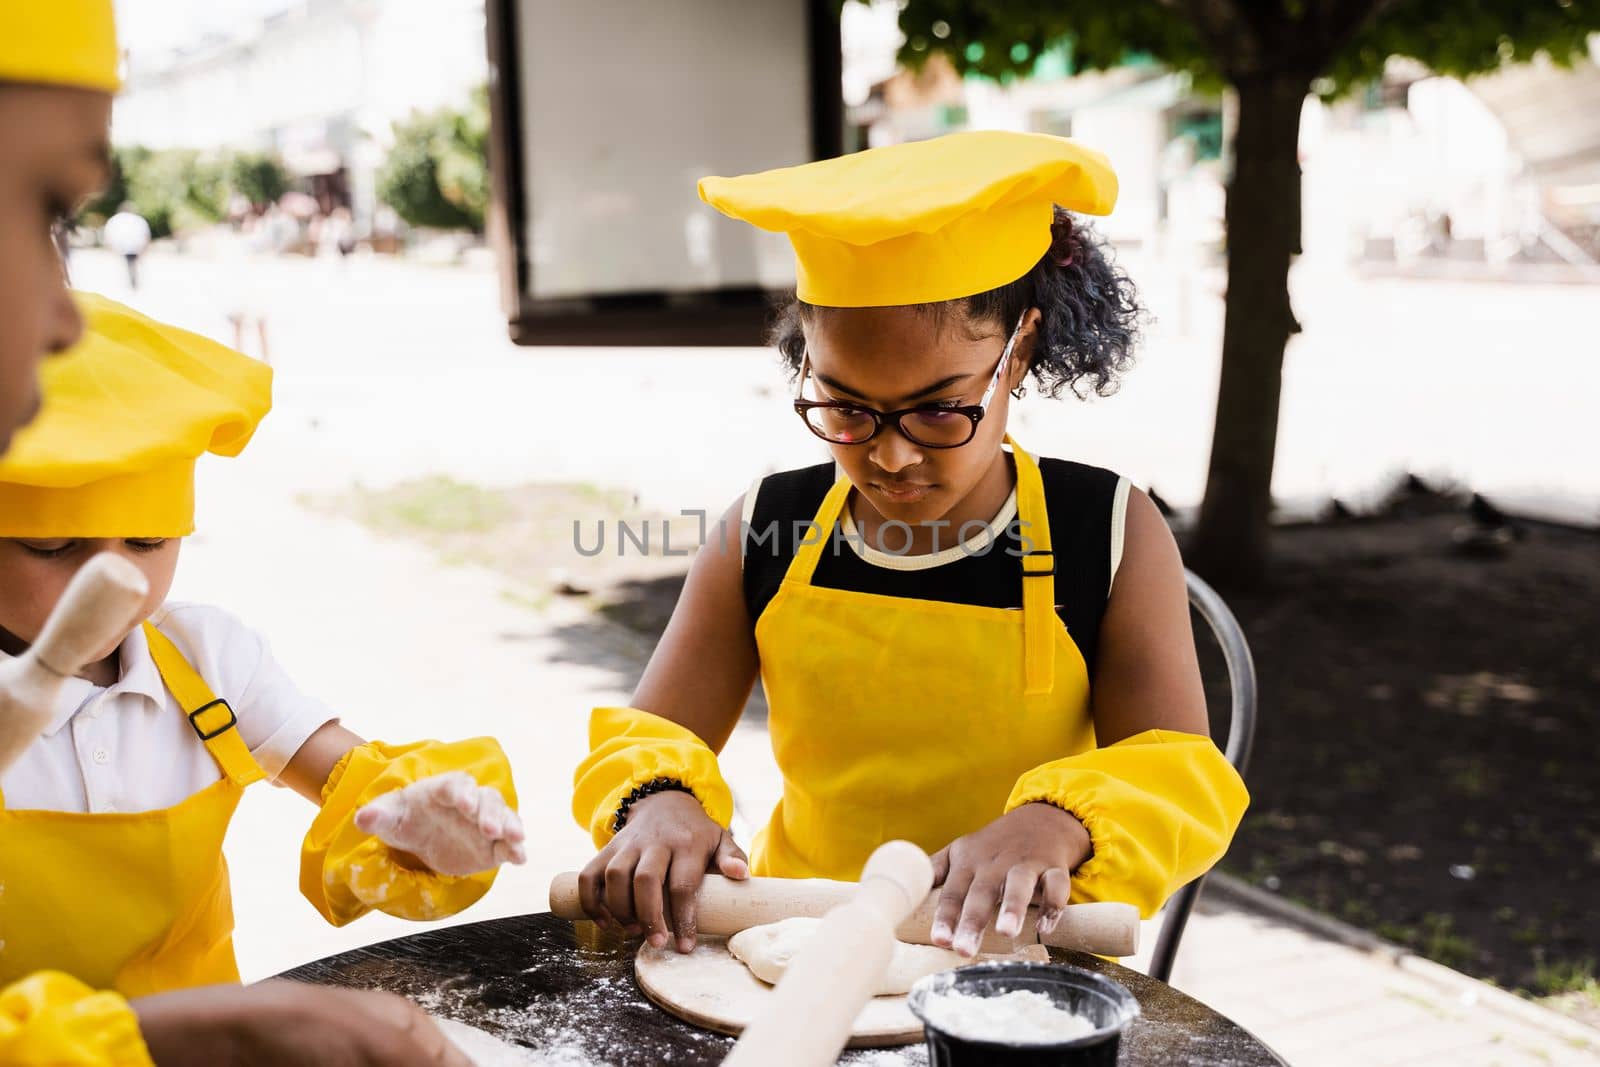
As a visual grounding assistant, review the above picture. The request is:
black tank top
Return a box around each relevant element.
[741,457,1126,680]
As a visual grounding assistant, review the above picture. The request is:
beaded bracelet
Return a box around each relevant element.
[612,777,696,833]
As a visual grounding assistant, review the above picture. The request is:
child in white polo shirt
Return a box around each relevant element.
[0,293,526,1000]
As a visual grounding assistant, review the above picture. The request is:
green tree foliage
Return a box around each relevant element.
[78,145,140,227]
[125,149,227,239]
[436,86,491,229]
[80,146,262,238]
[876,0,1600,585]
[228,151,291,210]
[376,87,490,233]
[886,1,1599,92]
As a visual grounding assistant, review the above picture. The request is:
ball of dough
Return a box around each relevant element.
[728,917,968,996]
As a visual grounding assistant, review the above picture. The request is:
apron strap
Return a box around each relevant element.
[1008,436,1057,696]
[784,475,854,586]
[142,623,267,787]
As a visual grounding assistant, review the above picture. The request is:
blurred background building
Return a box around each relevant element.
[106,0,1600,275]
[113,0,487,226]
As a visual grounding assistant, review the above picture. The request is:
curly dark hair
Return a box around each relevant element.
[769,206,1143,399]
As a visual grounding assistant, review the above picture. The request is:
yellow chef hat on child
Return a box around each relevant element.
[0,1,120,92]
[0,293,272,538]
[698,130,1117,308]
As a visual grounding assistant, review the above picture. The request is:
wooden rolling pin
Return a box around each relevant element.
[0,553,149,776]
[549,869,1139,957]
[723,840,933,1067]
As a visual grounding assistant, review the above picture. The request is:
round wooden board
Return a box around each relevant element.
[634,936,1049,1050]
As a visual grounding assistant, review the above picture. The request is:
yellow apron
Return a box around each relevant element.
[752,438,1096,880]
[0,623,265,996]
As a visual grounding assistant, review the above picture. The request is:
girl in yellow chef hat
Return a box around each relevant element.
[0,291,526,989]
[572,131,1249,957]
[0,8,495,1064]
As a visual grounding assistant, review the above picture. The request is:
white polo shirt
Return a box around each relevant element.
[0,603,338,814]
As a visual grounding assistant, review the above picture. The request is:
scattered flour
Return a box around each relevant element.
[436,1018,544,1065]
[919,989,1095,1045]
[842,1049,926,1065]
[410,966,713,1066]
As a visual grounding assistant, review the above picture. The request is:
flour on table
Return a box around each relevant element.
[414,967,664,1067]
[843,1050,926,1066]
[918,988,1095,1044]
[728,916,970,996]
[435,1017,545,1065]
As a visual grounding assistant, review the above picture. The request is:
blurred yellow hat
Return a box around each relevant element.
[0,294,272,538]
[0,1,120,93]
[698,130,1117,308]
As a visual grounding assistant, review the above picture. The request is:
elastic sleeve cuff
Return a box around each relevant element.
[573,706,735,847]
[1006,729,1249,918]
[0,972,154,1066]
[300,737,516,926]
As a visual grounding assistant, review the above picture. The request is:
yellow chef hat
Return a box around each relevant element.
[0,293,272,538]
[0,1,121,93]
[698,130,1117,308]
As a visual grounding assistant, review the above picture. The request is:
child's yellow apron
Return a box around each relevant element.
[0,623,265,996]
[751,438,1097,880]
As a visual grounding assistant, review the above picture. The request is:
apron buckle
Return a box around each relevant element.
[187,698,237,741]
[1022,549,1055,577]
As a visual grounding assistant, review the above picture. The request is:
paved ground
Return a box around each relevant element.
[1161,885,1600,1066]
[58,247,1600,1063]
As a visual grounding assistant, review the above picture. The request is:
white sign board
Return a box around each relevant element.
[489,0,841,343]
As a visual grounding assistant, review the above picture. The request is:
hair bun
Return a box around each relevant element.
[1049,210,1077,268]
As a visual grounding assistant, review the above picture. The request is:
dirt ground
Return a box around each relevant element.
[324,479,1599,1000]
[1200,503,1599,998]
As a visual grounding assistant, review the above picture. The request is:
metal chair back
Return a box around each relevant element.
[1145,569,1258,983]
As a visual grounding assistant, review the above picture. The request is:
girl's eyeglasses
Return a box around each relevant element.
[793,312,1026,449]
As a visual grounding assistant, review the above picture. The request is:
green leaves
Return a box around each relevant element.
[108,148,226,240]
[881,0,1211,82]
[880,0,1600,91]
[376,86,490,234]
[1325,0,1600,95]
[79,147,287,239]
[227,152,290,212]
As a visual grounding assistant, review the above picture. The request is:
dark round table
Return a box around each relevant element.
[278,913,1288,1065]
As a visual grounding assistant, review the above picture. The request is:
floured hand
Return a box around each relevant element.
[356,771,528,875]
[929,803,1092,957]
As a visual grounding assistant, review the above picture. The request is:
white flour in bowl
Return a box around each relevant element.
[919,989,1095,1045]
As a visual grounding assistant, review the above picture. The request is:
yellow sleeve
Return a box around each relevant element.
[299,737,516,927]
[0,972,153,1067]
[1006,729,1249,918]
[572,706,735,848]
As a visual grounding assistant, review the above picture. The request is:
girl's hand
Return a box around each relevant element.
[577,789,748,954]
[355,771,527,875]
[929,803,1093,957]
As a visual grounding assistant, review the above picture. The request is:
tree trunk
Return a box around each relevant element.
[1186,71,1309,590]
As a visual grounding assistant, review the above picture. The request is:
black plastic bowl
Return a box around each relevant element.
[907,962,1141,1066]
